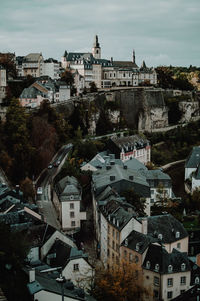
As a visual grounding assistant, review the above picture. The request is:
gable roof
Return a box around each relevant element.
[113,61,138,69]
[144,214,188,243]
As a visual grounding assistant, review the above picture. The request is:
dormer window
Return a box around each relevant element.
[195,277,200,284]
[176,231,180,239]
[136,243,139,252]
[168,265,173,273]
[155,264,159,272]
[146,261,150,269]
[181,263,186,271]
[158,234,163,240]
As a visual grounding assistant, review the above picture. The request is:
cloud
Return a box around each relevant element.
[0,0,200,66]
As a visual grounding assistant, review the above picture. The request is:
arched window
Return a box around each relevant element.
[176,231,180,238]
[155,264,159,272]
[168,265,173,273]
[195,277,199,284]
[146,261,150,269]
[136,243,140,251]
[158,234,163,240]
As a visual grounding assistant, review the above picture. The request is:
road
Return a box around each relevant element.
[36,144,72,229]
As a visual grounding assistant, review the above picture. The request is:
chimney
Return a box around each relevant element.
[142,218,148,235]
[29,269,35,283]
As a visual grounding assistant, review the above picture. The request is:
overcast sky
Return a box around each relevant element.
[0,0,199,67]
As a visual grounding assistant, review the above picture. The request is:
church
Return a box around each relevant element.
[61,35,157,91]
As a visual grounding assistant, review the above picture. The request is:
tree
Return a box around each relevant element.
[61,69,74,86]
[20,177,35,202]
[92,263,150,301]
[4,98,33,182]
[89,81,97,92]
[156,66,175,89]
[121,188,146,216]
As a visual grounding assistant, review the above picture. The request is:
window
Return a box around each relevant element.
[195,277,199,284]
[146,261,150,269]
[112,241,115,250]
[70,203,74,209]
[112,229,115,237]
[71,221,76,227]
[153,290,159,299]
[168,265,173,273]
[155,264,159,272]
[116,231,119,241]
[167,291,173,299]
[154,276,159,286]
[70,212,75,218]
[180,276,186,285]
[181,263,186,271]
[135,255,139,263]
[73,263,79,271]
[177,242,181,249]
[158,234,163,240]
[107,249,110,257]
[108,225,110,234]
[176,231,180,238]
[129,253,133,262]
[180,290,185,294]
[167,278,173,287]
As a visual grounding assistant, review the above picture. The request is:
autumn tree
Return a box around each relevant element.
[20,177,35,202]
[4,98,33,182]
[31,116,58,174]
[61,69,74,86]
[92,263,150,301]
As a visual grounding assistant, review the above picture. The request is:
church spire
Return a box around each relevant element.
[92,35,101,59]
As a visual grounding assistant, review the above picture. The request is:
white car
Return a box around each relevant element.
[37,187,43,195]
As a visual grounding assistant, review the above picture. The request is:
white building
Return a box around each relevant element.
[21,53,44,77]
[185,146,200,193]
[41,58,60,79]
[53,176,86,231]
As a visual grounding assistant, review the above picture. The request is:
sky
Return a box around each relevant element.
[0,0,199,67]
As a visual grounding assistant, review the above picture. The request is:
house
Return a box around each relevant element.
[27,269,96,301]
[143,214,189,254]
[99,197,141,268]
[142,244,191,300]
[21,53,44,77]
[44,239,94,291]
[138,61,157,86]
[41,58,60,79]
[53,176,86,232]
[107,134,151,163]
[19,79,70,108]
[0,65,7,103]
[185,146,200,193]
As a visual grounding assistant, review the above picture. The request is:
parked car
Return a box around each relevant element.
[37,187,43,195]
[48,164,53,169]
[54,160,61,167]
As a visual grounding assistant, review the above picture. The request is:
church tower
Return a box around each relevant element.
[92,35,101,59]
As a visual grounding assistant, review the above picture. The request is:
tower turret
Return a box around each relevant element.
[133,49,136,64]
[92,35,101,59]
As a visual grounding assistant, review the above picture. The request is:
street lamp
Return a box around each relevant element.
[56,275,66,301]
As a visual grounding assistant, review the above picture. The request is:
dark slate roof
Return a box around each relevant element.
[100,199,137,231]
[144,214,188,243]
[189,260,200,286]
[171,285,200,300]
[92,163,150,197]
[27,273,95,300]
[143,244,190,274]
[185,146,200,168]
[113,61,139,69]
[194,164,200,180]
[121,230,157,254]
[55,176,81,201]
[110,134,150,151]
